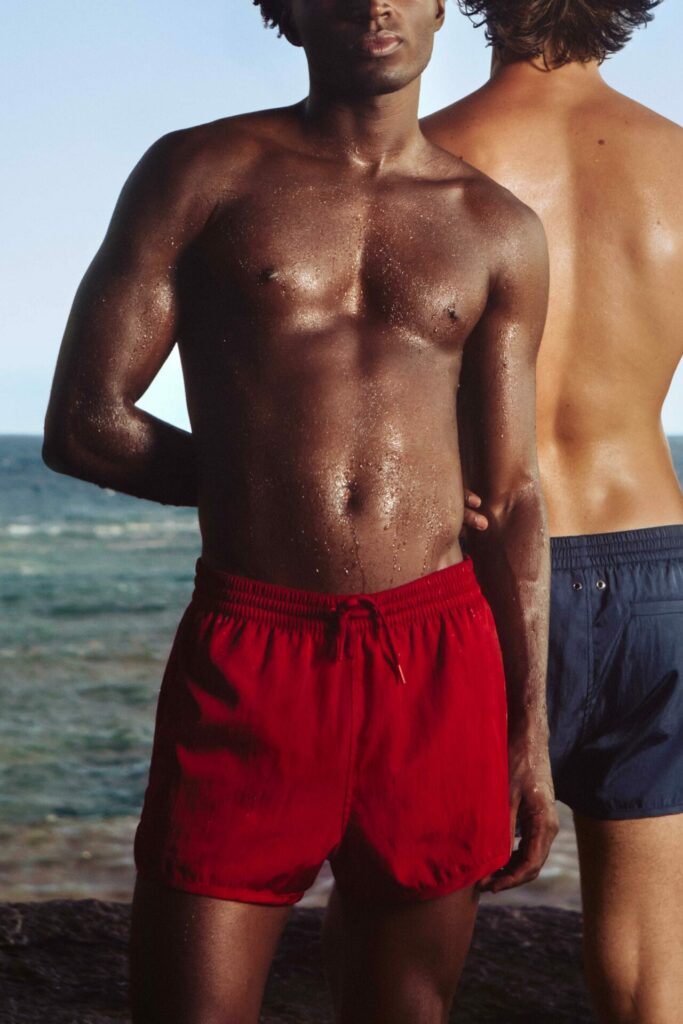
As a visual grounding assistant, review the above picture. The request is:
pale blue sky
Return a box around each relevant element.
[1,0,681,434]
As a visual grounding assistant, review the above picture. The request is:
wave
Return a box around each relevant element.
[0,645,165,663]
[48,602,169,617]
[2,519,198,540]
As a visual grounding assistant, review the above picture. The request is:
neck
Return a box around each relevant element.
[302,78,424,168]
[489,50,604,93]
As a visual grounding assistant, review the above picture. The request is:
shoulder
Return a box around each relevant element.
[421,91,481,140]
[422,137,547,273]
[458,159,548,294]
[583,87,683,173]
[421,89,492,153]
[123,106,300,215]
[584,88,683,212]
[454,154,547,260]
[475,174,548,292]
[421,125,540,228]
[602,87,683,138]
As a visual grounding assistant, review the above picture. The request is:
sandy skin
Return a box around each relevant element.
[423,30,683,1024]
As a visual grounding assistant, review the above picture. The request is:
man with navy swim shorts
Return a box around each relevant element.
[424,2,683,1022]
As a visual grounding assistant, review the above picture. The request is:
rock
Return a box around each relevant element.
[0,901,594,1023]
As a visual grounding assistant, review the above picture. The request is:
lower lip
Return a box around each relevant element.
[356,36,402,58]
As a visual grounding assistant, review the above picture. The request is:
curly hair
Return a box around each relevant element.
[254,0,286,34]
[458,0,662,67]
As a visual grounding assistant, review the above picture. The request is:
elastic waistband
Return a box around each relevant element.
[551,525,683,570]
[191,557,481,631]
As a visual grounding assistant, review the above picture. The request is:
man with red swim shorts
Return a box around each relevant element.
[43,1,558,1020]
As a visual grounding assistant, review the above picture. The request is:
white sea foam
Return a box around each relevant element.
[6,523,33,537]
[3,519,198,540]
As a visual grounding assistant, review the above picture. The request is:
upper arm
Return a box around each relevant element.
[458,201,549,508]
[45,130,213,438]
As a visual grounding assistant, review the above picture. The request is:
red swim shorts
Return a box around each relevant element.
[133,558,511,905]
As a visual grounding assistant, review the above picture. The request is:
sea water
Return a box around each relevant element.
[1,435,682,906]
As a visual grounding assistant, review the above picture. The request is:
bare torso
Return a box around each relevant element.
[44,88,548,599]
[424,62,683,537]
[43,5,557,914]
[143,108,514,591]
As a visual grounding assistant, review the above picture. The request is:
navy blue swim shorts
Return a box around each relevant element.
[548,525,683,820]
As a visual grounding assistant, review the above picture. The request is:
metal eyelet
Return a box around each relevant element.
[572,581,583,591]
[596,579,607,591]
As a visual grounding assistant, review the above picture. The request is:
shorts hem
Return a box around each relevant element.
[415,849,511,902]
[335,849,511,906]
[559,798,683,822]
[135,866,305,906]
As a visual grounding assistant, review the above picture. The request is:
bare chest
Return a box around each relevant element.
[195,182,490,347]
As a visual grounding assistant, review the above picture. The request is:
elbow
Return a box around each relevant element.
[42,403,68,472]
[41,436,60,472]
[483,477,545,527]
[42,418,80,476]
[42,401,101,478]
[43,395,134,480]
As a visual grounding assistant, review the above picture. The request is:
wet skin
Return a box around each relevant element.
[45,3,556,1019]
[44,0,556,882]
[174,121,505,593]
[43,102,545,595]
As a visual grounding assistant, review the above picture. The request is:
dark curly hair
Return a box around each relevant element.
[254,0,286,35]
[458,0,662,67]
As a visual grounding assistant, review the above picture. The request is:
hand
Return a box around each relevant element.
[478,732,558,894]
[463,490,489,531]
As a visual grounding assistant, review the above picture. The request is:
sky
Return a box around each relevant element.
[1,0,681,434]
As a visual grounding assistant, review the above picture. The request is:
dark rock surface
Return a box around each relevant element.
[0,900,595,1023]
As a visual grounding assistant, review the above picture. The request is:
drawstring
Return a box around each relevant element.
[333,596,407,685]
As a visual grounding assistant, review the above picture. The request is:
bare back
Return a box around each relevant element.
[424,63,683,536]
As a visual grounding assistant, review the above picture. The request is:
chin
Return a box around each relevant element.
[345,66,419,98]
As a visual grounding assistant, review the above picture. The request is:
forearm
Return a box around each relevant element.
[467,483,551,736]
[43,400,198,507]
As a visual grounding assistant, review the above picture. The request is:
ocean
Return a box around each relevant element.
[2,435,682,908]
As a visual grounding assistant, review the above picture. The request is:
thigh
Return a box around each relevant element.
[128,875,291,1024]
[322,882,479,1024]
[575,812,683,1024]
